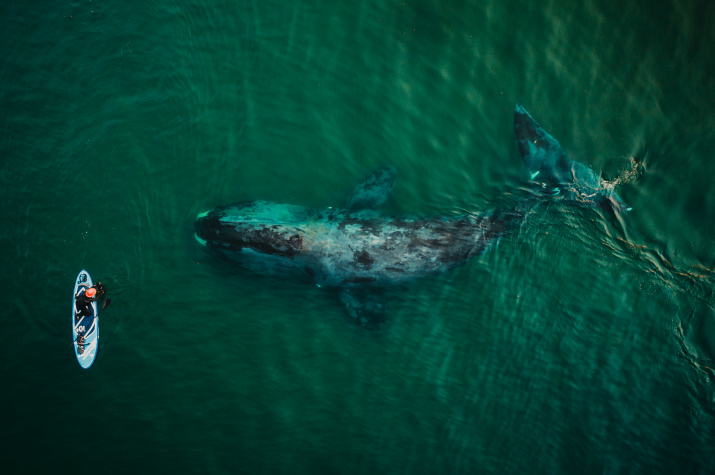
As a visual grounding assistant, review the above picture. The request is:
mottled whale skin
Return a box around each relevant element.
[194,199,519,288]
[195,105,630,326]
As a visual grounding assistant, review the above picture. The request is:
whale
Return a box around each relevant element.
[194,175,523,327]
[195,105,630,327]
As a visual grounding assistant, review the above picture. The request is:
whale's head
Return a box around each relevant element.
[194,201,312,258]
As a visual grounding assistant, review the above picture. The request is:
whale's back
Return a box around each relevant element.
[195,201,520,287]
[303,212,512,286]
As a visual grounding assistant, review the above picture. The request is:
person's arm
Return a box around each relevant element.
[95,283,107,298]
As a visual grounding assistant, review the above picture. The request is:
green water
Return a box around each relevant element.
[2,0,715,473]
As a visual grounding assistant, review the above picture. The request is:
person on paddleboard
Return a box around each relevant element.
[74,282,106,320]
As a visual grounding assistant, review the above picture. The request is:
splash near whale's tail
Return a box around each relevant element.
[513,104,631,213]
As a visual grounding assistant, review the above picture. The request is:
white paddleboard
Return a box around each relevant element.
[72,270,99,369]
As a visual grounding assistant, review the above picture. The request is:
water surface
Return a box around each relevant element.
[1,0,714,473]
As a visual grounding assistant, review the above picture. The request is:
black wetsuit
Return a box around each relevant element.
[75,291,95,318]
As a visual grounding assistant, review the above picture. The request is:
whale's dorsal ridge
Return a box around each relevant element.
[345,165,397,211]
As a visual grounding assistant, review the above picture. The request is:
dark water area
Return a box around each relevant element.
[2,0,714,473]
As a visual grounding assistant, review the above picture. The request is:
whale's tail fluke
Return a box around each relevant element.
[514,104,631,213]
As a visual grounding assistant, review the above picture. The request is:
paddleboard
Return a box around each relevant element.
[72,269,99,369]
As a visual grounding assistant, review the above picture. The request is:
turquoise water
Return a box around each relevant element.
[2,0,714,473]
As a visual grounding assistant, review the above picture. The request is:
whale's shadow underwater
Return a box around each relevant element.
[195,105,631,328]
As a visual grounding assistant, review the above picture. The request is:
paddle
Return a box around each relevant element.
[99,298,112,314]
[69,298,112,348]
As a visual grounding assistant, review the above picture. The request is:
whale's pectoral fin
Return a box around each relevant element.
[346,165,397,211]
[339,289,386,329]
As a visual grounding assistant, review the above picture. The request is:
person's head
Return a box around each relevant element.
[86,287,97,298]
